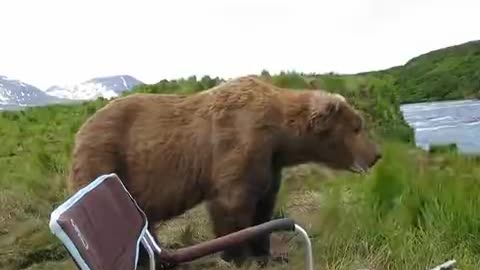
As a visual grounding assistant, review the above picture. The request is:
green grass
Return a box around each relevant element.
[1,40,480,269]
[309,142,480,269]
[0,101,107,270]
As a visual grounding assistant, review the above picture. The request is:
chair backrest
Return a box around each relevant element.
[49,173,149,270]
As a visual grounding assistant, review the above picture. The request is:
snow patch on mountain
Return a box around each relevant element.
[0,75,64,108]
[46,82,117,100]
[45,75,143,100]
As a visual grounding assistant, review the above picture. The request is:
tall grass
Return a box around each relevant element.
[306,142,480,269]
[0,101,107,270]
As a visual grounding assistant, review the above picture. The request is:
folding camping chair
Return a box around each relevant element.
[49,173,314,270]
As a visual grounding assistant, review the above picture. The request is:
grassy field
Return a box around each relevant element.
[1,40,480,270]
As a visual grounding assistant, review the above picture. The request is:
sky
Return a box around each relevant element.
[1,0,479,90]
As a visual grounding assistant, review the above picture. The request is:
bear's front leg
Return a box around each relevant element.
[208,144,278,266]
[206,186,258,267]
[249,166,283,265]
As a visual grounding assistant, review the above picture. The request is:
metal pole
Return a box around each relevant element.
[156,218,296,264]
[295,224,314,270]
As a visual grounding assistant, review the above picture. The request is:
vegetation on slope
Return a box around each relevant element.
[1,40,480,269]
[371,40,480,103]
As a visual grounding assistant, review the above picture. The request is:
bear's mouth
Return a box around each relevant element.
[348,162,369,174]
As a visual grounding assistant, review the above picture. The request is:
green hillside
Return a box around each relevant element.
[1,40,480,270]
[373,40,480,103]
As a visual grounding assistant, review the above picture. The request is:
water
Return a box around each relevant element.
[400,99,480,154]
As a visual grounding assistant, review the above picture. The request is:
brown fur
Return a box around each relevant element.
[67,75,381,266]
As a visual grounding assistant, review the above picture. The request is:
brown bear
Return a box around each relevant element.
[67,75,381,267]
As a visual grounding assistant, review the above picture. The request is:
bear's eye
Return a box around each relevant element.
[353,119,363,134]
[353,124,361,134]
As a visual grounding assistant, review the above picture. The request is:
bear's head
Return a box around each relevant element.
[286,91,382,173]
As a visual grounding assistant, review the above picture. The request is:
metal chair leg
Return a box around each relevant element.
[141,236,156,270]
[144,230,163,255]
[295,224,314,270]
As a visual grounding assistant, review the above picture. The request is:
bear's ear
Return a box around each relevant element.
[307,98,342,133]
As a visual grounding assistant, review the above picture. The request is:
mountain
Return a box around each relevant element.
[45,75,144,100]
[0,75,67,110]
